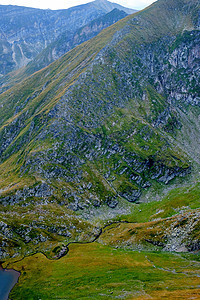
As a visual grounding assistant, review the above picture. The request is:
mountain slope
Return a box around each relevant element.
[0,0,136,77]
[0,0,199,260]
[6,8,128,84]
[93,0,135,14]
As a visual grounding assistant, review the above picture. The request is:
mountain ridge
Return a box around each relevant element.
[93,0,135,14]
[0,0,199,263]
[13,8,128,82]
[0,0,136,77]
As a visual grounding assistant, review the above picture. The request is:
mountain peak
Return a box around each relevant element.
[93,0,137,14]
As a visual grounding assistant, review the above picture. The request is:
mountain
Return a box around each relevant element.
[0,0,136,77]
[0,0,199,277]
[4,8,128,84]
[26,8,128,75]
[93,0,135,14]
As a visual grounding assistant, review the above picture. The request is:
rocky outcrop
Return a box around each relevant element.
[0,1,134,77]
[0,207,101,260]
[99,210,200,253]
[163,211,200,252]
[26,9,128,75]
[0,0,199,260]
[0,183,54,206]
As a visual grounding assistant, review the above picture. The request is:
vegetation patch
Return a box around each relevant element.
[5,243,200,300]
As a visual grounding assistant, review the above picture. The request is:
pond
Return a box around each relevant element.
[0,267,20,300]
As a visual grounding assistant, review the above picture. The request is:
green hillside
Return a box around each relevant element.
[0,0,199,283]
[5,243,200,300]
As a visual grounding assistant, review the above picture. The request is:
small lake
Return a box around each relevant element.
[0,267,20,300]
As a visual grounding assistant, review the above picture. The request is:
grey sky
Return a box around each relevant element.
[0,0,155,10]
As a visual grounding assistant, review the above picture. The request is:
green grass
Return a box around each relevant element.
[6,242,200,300]
[113,182,200,223]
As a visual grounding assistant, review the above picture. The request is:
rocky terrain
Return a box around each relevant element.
[100,210,200,252]
[0,0,199,278]
[0,0,199,299]
[0,0,135,77]
[24,8,128,77]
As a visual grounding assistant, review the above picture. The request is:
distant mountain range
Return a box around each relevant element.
[8,8,128,83]
[0,0,136,77]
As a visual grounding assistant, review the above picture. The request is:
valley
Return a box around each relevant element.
[0,0,199,298]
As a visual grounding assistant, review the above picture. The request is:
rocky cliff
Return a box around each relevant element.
[19,9,128,78]
[0,0,199,260]
[0,0,136,77]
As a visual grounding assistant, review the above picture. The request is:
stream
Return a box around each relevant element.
[0,221,128,299]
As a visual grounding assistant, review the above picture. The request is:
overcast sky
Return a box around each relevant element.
[0,0,155,10]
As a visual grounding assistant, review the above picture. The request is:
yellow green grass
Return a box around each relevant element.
[99,210,200,251]
[112,182,200,224]
[5,242,200,300]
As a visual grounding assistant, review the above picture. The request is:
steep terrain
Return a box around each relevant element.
[0,8,127,91]
[0,0,136,76]
[0,0,199,272]
[24,9,128,76]
[93,0,134,14]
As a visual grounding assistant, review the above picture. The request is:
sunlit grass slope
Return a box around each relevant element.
[5,243,200,299]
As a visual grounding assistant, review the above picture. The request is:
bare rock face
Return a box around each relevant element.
[163,211,200,252]
[0,4,103,75]
[25,8,128,76]
[0,0,199,259]
[0,183,54,206]
[0,2,132,77]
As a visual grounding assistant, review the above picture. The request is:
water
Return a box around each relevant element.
[0,267,20,300]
